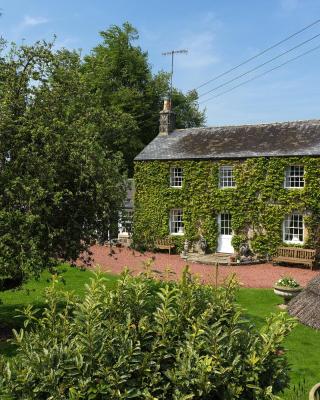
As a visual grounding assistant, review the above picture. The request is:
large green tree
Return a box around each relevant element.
[83,22,205,174]
[0,40,126,286]
[0,22,205,285]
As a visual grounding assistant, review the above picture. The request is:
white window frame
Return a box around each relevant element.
[283,213,304,244]
[219,165,236,188]
[170,167,183,188]
[284,165,305,189]
[119,209,134,234]
[169,209,184,235]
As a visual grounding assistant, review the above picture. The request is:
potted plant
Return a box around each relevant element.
[309,383,320,400]
[273,276,302,305]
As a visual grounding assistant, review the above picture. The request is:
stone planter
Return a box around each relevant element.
[309,383,320,400]
[273,285,302,304]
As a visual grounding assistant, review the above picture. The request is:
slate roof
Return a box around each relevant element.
[135,119,320,161]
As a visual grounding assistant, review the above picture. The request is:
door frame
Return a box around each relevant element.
[217,212,234,253]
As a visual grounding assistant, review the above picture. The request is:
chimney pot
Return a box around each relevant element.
[163,99,171,111]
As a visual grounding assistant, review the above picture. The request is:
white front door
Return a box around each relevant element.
[217,213,234,253]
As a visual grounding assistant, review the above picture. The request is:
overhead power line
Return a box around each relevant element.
[195,18,320,90]
[199,42,320,105]
[199,32,320,99]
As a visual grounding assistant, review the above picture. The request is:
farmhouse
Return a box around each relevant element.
[133,100,320,258]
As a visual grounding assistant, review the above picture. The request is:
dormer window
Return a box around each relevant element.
[219,166,235,188]
[285,166,304,188]
[170,167,183,188]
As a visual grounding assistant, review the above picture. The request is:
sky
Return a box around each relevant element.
[1,0,320,126]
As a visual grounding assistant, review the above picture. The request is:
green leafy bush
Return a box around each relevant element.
[0,269,295,399]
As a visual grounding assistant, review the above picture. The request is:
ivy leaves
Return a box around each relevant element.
[134,157,320,254]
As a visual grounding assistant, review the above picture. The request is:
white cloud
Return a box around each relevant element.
[176,31,219,69]
[175,12,221,70]
[22,15,49,27]
[11,15,50,39]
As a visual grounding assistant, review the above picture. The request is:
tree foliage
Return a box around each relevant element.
[0,268,295,399]
[82,22,206,173]
[0,40,126,286]
[0,22,205,285]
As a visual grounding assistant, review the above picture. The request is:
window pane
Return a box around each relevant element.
[283,214,303,243]
[285,166,304,188]
[120,210,134,233]
[220,213,232,235]
[170,209,184,234]
[219,166,235,188]
[170,168,183,187]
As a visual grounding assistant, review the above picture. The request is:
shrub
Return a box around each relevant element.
[0,269,296,399]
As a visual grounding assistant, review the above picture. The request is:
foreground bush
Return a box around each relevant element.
[0,269,295,399]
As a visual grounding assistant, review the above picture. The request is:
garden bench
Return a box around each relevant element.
[273,246,317,270]
[155,238,175,255]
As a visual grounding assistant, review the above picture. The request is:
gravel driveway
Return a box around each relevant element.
[83,245,319,288]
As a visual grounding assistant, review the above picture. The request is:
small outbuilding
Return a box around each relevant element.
[288,275,320,330]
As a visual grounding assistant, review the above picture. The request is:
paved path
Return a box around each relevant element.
[83,245,319,288]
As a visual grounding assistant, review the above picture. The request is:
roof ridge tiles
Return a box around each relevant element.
[135,117,320,161]
[173,118,320,132]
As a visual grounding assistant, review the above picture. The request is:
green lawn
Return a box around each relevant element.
[0,265,118,357]
[238,288,320,399]
[0,266,319,399]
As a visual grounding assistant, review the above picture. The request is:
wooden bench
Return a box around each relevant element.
[273,246,317,270]
[155,238,175,255]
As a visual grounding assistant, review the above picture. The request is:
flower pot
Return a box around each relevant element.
[309,383,320,400]
[273,285,302,304]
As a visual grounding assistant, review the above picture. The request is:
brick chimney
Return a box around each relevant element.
[159,99,175,136]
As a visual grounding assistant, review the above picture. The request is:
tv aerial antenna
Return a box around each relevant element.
[162,49,188,102]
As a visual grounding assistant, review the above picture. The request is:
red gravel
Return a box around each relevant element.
[81,245,319,288]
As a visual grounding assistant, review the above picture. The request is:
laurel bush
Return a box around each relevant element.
[0,269,295,399]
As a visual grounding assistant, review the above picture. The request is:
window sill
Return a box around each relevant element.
[170,232,184,236]
[284,186,304,189]
[170,186,182,189]
[283,241,304,245]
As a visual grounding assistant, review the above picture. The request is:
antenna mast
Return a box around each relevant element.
[162,49,188,103]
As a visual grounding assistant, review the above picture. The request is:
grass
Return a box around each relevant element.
[238,288,320,398]
[0,265,118,356]
[0,266,319,398]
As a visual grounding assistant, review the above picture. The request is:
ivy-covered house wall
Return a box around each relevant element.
[133,157,320,256]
